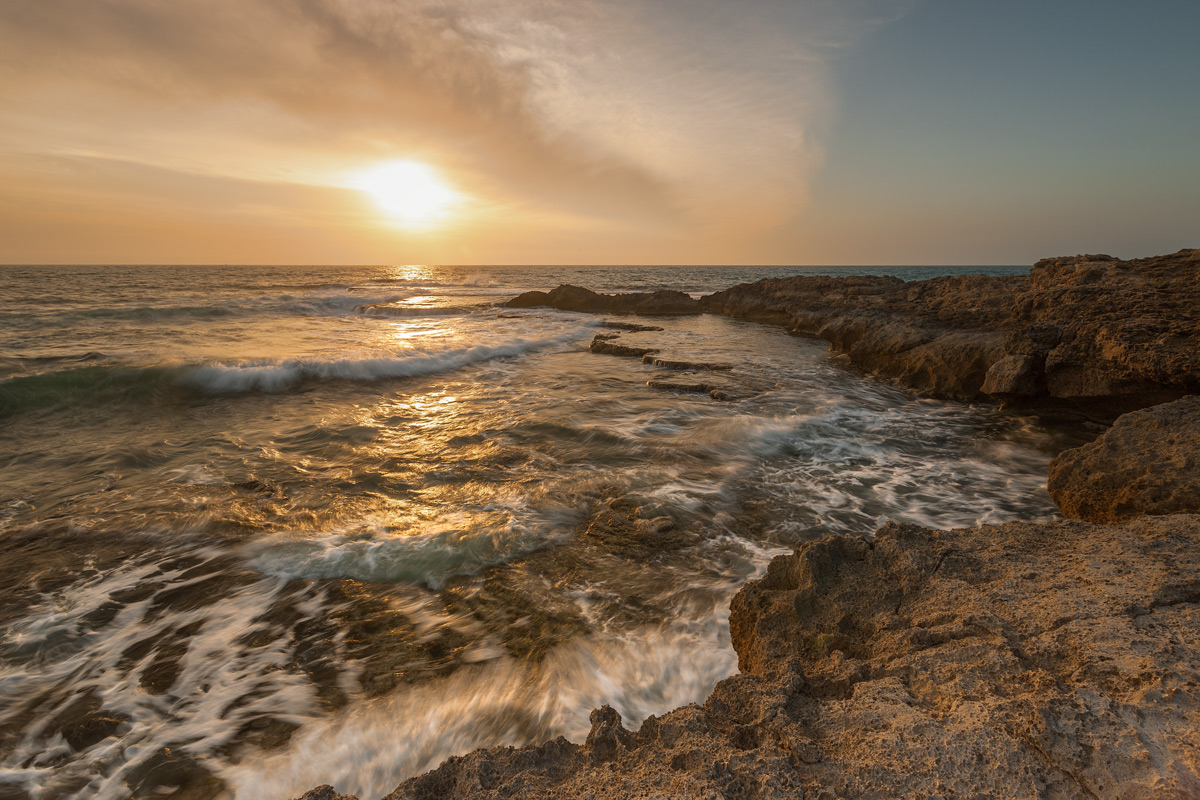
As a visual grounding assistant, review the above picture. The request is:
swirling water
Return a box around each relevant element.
[0,263,1061,800]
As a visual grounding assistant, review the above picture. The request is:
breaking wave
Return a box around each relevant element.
[0,332,587,415]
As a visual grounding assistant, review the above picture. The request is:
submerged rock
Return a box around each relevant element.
[646,372,752,402]
[1048,394,1200,522]
[598,320,665,332]
[642,354,733,371]
[588,336,659,358]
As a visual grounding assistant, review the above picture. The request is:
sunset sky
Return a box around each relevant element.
[1,0,1196,265]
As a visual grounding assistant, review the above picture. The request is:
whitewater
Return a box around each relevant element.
[0,263,1064,800]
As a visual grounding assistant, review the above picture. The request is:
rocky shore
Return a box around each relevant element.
[511,249,1200,422]
[298,252,1200,799]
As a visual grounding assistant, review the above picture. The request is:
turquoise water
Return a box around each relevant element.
[0,263,1056,799]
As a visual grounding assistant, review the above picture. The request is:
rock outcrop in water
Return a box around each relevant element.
[508,250,1200,421]
[300,513,1200,800]
[507,285,701,315]
[1048,394,1200,523]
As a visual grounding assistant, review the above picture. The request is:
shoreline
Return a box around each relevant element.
[298,250,1199,799]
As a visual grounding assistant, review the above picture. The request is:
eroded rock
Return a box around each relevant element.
[506,285,701,315]
[296,514,1200,800]
[702,250,1200,419]
[1048,395,1200,523]
[588,336,659,358]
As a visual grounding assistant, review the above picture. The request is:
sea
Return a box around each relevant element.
[0,264,1066,800]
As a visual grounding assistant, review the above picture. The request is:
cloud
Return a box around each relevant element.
[0,0,914,260]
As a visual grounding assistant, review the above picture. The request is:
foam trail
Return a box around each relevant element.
[0,558,324,800]
[220,613,740,800]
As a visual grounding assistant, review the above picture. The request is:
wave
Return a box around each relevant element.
[246,524,539,588]
[179,335,578,393]
[0,333,584,416]
[1,293,417,325]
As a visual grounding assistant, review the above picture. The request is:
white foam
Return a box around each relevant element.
[246,519,552,589]
[219,613,739,800]
[0,558,324,800]
[178,331,586,394]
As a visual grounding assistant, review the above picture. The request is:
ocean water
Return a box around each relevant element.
[0,263,1061,800]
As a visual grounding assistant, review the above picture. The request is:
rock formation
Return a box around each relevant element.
[1048,394,1200,522]
[299,515,1200,800]
[507,250,1200,421]
[701,250,1200,420]
[506,285,701,315]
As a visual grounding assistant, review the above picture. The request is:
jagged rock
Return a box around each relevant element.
[599,321,665,332]
[588,336,659,358]
[701,250,1200,419]
[642,355,732,371]
[299,514,1200,800]
[506,285,701,315]
[646,372,752,402]
[1048,395,1200,522]
[295,786,357,800]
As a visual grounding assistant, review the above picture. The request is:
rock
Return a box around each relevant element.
[646,372,753,402]
[506,285,701,315]
[588,336,659,358]
[306,514,1200,800]
[1048,395,1200,522]
[642,355,733,371]
[599,321,665,332]
[294,787,357,800]
[45,691,129,752]
[701,249,1200,419]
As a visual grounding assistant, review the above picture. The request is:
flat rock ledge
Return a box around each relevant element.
[299,514,1200,800]
[1048,395,1200,523]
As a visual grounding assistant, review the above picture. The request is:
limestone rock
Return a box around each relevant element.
[298,514,1200,800]
[506,285,701,315]
[588,336,659,358]
[701,249,1200,419]
[1048,395,1200,522]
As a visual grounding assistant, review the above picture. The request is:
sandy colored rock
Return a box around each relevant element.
[701,250,1200,419]
[506,285,701,315]
[296,514,1200,800]
[1048,395,1200,522]
[588,335,659,358]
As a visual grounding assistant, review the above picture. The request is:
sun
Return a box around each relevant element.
[356,161,458,227]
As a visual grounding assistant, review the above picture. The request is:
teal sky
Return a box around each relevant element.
[795,0,1200,263]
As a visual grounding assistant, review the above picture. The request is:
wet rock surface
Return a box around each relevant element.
[702,250,1200,420]
[1048,395,1200,523]
[646,372,753,402]
[586,328,758,401]
[298,514,1200,800]
[506,285,701,315]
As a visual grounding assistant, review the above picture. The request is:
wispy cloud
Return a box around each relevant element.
[0,0,913,261]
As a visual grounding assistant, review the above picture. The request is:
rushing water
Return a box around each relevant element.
[0,264,1063,800]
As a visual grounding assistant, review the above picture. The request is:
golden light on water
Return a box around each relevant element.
[356,161,459,227]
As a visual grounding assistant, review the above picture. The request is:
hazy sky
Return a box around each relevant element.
[0,0,1196,265]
